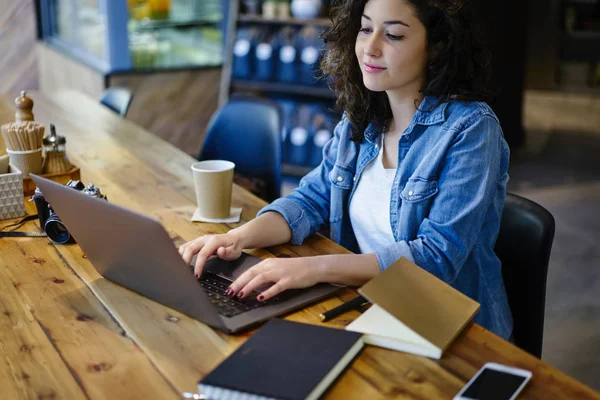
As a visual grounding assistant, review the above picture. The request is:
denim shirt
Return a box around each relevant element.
[258,96,513,339]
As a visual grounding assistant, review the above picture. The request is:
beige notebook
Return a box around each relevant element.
[346,257,480,359]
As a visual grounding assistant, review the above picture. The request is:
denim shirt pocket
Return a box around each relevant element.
[400,178,438,203]
[328,163,354,223]
[328,164,354,189]
[398,177,439,238]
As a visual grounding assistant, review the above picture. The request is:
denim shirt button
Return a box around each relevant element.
[337,176,343,182]
[408,190,414,196]
[353,176,356,182]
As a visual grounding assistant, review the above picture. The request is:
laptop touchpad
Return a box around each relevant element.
[203,253,263,281]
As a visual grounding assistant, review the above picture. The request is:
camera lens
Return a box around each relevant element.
[45,215,72,244]
[32,188,51,228]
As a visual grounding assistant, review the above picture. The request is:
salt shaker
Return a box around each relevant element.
[42,124,73,173]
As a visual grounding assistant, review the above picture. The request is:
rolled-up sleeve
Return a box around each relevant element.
[257,116,348,245]
[374,115,509,281]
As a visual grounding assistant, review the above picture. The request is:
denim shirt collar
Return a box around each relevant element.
[363,96,449,143]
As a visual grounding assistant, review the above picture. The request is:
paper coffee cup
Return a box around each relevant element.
[6,148,42,177]
[191,160,235,219]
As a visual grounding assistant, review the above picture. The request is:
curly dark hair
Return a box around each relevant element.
[320,0,493,141]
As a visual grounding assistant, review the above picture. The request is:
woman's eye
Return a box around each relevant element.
[387,34,405,40]
[359,27,372,33]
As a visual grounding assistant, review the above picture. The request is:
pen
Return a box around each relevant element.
[0,231,47,237]
[320,295,370,322]
[182,392,204,399]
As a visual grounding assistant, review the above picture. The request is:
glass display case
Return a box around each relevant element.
[55,0,107,59]
[38,0,227,73]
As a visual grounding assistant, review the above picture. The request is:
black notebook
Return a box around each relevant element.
[198,318,364,400]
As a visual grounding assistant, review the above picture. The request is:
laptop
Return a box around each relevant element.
[30,174,340,333]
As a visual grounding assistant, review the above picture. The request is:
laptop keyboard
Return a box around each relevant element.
[197,270,276,318]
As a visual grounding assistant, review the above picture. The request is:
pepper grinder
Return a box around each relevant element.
[42,124,73,174]
[15,91,34,123]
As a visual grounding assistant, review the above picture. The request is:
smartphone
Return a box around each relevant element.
[453,362,532,400]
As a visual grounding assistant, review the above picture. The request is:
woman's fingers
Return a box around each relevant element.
[236,270,278,299]
[226,258,314,300]
[180,237,206,265]
[193,241,222,277]
[194,236,240,277]
[256,282,286,302]
[227,261,269,297]
[217,244,241,261]
[178,242,188,257]
[179,233,245,279]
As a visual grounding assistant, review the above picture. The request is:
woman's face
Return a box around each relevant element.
[355,0,428,94]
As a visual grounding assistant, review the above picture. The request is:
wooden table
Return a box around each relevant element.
[0,91,598,400]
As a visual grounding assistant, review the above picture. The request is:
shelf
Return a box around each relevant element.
[563,0,598,5]
[282,163,314,178]
[130,17,222,30]
[238,14,331,26]
[232,80,335,99]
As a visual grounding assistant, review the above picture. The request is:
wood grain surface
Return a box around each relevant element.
[0,1,38,94]
[0,91,598,399]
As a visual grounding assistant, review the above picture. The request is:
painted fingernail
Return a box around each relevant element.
[195,274,199,279]
[258,295,264,301]
[226,288,232,296]
[237,291,244,298]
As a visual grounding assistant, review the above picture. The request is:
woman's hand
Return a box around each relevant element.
[226,257,323,302]
[178,232,244,277]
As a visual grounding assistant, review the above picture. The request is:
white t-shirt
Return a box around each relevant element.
[349,135,396,254]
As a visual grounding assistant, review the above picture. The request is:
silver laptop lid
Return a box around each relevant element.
[30,174,226,330]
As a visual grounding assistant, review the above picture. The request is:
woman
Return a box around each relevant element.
[180,0,513,339]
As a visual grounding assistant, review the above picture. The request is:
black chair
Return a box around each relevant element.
[198,97,283,202]
[495,193,555,358]
[100,87,134,117]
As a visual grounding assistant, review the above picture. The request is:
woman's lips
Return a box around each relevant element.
[363,62,386,73]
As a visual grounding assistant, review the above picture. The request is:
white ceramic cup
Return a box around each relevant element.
[191,160,235,219]
[6,148,42,177]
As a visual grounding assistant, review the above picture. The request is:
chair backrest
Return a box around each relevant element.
[100,87,134,117]
[198,97,283,201]
[495,193,555,358]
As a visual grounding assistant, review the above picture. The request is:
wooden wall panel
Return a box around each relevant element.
[36,44,220,156]
[0,0,39,93]
[37,43,105,100]
[110,68,222,157]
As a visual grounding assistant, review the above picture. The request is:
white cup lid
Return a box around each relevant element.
[191,160,235,172]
